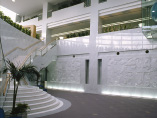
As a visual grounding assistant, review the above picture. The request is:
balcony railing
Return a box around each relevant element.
[102,18,142,33]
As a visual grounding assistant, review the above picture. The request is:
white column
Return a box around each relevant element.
[42,2,48,20]
[87,0,99,92]
[42,2,48,44]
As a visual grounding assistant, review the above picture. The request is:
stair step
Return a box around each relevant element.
[5,92,48,101]
[4,94,53,106]
[7,89,43,97]
[3,85,63,117]
[8,87,39,93]
[3,96,57,112]
[29,99,60,114]
[28,101,63,117]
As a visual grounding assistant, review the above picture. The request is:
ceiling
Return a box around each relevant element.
[0,0,67,16]
[100,8,141,24]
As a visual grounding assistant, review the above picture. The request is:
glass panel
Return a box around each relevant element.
[47,10,52,18]
[38,14,42,21]
[39,68,47,87]
[84,0,91,7]
[142,0,157,39]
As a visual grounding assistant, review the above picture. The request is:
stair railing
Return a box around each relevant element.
[0,73,11,108]
[4,41,43,63]
[19,47,39,68]
[4,41,41,57]
[18,40,57,70]
[37,40,57,56]
[3,73,11,96]
[21,41,56,66]
[13,40,57,86]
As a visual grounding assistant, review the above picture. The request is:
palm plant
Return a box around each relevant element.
[3,60,40,114]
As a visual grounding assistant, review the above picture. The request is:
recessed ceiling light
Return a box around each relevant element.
[12,0,15,2]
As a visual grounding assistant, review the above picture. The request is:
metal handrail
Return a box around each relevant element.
[19,40,56,68]
[19,47,38,68]
[4,41,41,57]
[1,73,11,108]
[3,73,11,96]
[39,40,56,51]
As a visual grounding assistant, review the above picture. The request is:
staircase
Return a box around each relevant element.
[3,85,63,118]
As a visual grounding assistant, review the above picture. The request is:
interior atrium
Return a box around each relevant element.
[1,0,157,118]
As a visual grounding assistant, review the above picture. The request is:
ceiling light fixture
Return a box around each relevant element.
[12,0,15,2]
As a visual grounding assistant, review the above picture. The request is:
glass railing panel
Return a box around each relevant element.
[47,10,53,18]
[84,0,91,7]
[38,14,42,21]
[36,50,42,56]
[41,48,47,55]
[142,0,157,39]
[30,51,36,63]
[25,57,31,65]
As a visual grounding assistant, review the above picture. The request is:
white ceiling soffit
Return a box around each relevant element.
[0,0,66,16]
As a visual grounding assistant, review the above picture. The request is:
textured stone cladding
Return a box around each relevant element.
[52,59,81,84]
[107,56,157,88]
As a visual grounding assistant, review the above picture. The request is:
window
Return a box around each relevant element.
[98,59,102,84]
[84,0,91,7]
[99,0,107,3]
[85,60,89,84]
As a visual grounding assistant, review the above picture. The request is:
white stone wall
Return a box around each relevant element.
[55,59,81,84]
[48,28,157,96]
[106,55,157,88]
[48,49,157,96]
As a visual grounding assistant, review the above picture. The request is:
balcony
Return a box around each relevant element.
[21,1,90,25]
[48,0,91,18]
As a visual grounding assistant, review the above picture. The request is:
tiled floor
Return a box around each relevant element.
[38,89,157,118]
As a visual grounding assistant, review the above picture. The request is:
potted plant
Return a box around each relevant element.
[5,103,30,118]
[3,60,40,117]
[14,103,30,117]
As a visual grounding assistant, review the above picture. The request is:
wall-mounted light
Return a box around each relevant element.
[12,0,15,2]
[117,52,120,55]
[145,50,149,53]
[0,78,2,81]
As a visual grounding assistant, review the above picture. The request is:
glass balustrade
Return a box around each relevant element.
[23,41,56,65]
[142,0,157,39]
[38,14,42,21]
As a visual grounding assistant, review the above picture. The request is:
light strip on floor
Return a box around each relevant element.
[47,86,85,93]
[102,91,157,99]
